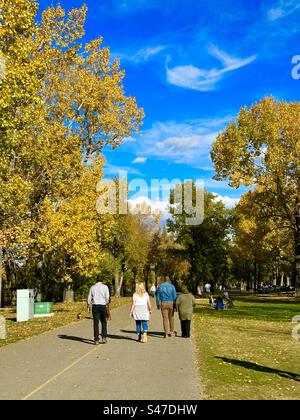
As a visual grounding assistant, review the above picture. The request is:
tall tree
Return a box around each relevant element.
[0,0,40,304]
[230,190,293,290]
[167,186,231,291]
[0,2,144,302]
[211,97,300,295]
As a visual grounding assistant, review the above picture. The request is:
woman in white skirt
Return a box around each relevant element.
[130,283,152,343]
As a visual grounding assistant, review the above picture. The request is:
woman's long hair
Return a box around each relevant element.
[135,282,146,297]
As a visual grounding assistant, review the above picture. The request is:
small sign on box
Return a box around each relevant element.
[34,302,54,318]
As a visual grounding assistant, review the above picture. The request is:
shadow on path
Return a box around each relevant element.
[58,335,95,345]
[121,329,165,338]
[107,334,136,342]
[216,357,300,382]
[58,333,137,344]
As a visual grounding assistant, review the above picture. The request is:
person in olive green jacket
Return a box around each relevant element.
[176,286,196,338]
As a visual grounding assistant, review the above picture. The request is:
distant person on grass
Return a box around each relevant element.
[87,277,110,345]
[204,282,211,298]
[156,276,177,338]
[222,288,234,309]
[130,282,152,343]
[215,296,224,310]
[176,285,196,338]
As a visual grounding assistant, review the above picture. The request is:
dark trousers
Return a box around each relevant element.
[181,320,191,338]
[92,305,107,340]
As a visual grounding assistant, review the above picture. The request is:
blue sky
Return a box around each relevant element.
[38,0,300,210]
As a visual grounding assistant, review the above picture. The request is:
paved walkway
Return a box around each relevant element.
[0,301,202,400]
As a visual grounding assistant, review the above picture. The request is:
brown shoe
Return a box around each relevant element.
[101,337,107,344]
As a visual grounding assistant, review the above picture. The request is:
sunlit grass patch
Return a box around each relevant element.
[193,299,300,400]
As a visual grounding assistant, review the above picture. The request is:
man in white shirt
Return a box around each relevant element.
[87,279,110,345]
[204,282,211,297]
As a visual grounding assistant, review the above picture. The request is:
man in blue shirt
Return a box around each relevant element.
[156,276,177,338]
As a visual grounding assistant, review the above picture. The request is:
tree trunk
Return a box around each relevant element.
[114,271,124,297]
[35,261,43,302]
[155,270,158,288]
[63,282,74,302]
[258,263,262,288]
[276,266,280,287]
[272,270,276,286]
[4,255,15,306]
[144,266,150,293]
[253,261,257,291]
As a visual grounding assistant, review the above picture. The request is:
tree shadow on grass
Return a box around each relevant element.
[216,357,300,382]
[58,334,95,345]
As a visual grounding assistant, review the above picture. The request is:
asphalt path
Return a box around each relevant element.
[0,301,202,400]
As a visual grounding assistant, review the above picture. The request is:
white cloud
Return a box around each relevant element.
[167,46,256,91]
[167,65,213,91]
[212,193,240,209]
[133,46,166,62]
[138,117,232,166]
[114,45,166,64]
[267,0,300,21]
[203,179,233,190]
[104,162,142,176]
[132,156,147,164]
[127,193,240,224]
[128,195,170,219]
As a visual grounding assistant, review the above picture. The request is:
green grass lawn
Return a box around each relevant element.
[193,298,300,400]
[0,297,131,348]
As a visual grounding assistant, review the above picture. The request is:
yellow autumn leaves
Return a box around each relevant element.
[212,97,299,289]
[0,1,144,291]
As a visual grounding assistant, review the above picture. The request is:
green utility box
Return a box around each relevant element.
[34,302,53,315]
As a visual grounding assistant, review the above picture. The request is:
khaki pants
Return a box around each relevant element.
[161,302,175,335]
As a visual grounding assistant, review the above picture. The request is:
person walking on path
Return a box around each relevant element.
[130,283,152,343]
[150,284,157,298]
[176,286,196,338]
[87,278,110,345]
[156,276,177,338]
